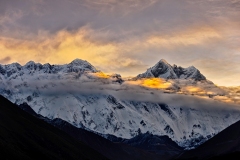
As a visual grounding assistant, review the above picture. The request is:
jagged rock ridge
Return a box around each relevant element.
[136,59,206,81]
[0,59,99,79]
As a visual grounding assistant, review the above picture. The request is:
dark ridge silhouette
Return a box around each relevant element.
[177,120,240,159]
[49,119,183,160]
[18,98,184,160]
[0,95,107,160]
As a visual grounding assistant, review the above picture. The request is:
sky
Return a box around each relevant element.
[0,0,240,86]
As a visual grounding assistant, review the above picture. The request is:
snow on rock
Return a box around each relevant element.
[0,59,240,149]
[135,59,206,81]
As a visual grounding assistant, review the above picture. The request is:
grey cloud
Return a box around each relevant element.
[1,0,239,43]
[111,89,240,112]
[6,75,239,112]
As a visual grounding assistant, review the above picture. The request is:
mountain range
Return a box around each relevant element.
[2,94,240,159]
[135,59,206,81]
[16,97,184,160]
[0,58,240,155]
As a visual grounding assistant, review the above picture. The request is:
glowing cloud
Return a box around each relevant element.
[141,78,172,89]
[184,86,202,93]
[147,27,221,47]
[126,78,173,90]
[91,72,110,79]
[0,28,117,67]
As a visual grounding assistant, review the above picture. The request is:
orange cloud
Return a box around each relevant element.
[127,78,173,90]
[0,26,149,76]
[0,24,238,87]
[213,96,234,103]
[0,26,222,65]
[147,27,221,46]
[184,86,202,93]
[0,27,117,67]
[141,78,172,89]
[91,72,110,79]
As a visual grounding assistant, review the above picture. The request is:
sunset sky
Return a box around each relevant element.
[0,0,240,86]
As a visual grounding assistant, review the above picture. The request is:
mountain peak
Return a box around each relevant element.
[9,62,21,66]
[147,59,177,79]
[24,61,36,67]
[136,59,206,81]
[153,59,170,68]
[23,61,43,71]
[0,58,100,78]
[70,58,87,65]
[158,59,169,64]
[68,58,98,73]
[187,65,197,70]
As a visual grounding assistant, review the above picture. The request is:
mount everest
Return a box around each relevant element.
[0,58,240,149]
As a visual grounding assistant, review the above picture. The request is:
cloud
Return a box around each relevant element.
[0,26,150,75]
[0,10,23,25]
[146,27,221,47]
[0,56,11,64]
[0,27,116,67]
[76,0,157,13]
[0,23,239,84]
[3,73,239,111]
[192,58,240,86]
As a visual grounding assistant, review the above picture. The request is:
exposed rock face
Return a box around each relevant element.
[136,59,206,81]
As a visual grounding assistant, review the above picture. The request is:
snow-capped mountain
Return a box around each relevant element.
[135,59,206,81]
[0,59,240,149]
[0,59,98,80]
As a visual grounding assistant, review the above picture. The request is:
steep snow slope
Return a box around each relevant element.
[0,59,240,149]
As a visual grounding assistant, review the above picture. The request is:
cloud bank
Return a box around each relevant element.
[1,72,239,111]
